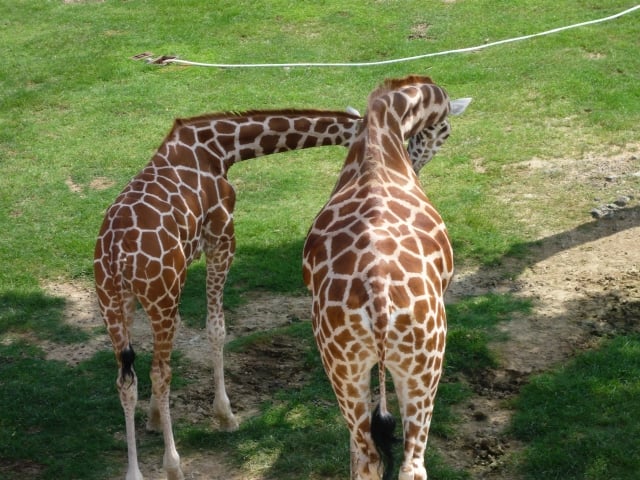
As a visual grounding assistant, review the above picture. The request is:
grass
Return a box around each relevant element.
[445,294,532,377]
[511,336,640,479]
[0,343,123,479]
[1,0,639,478]
[0,290,87,343]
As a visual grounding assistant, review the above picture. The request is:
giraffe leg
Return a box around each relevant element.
[148,324,184,480]
[396,406,430,480]
[205,243,239,431]
[207,302,238,430]
[391,360,443,480]
[101,289,144,480]
[133,290,163,435]
[135,264,185,480]
[146,390,162,432]
[117,345,144,480]
[315,326,380,479]
[343,376,383,480]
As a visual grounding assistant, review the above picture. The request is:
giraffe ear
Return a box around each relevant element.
[449,98,472,116]
[345,106,362,117]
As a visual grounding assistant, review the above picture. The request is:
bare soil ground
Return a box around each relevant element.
[43,146,640,479]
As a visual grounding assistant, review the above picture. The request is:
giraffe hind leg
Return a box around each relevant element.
[147,334,184,480]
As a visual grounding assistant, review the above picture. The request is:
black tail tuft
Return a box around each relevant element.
[120,344,136,385]
[371,403,399,480]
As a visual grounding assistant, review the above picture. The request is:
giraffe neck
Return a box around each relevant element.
[159,109,361,175]
[370,81,450,139]
[330,80,451,190]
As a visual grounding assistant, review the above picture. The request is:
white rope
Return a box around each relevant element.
[154,5,639,68]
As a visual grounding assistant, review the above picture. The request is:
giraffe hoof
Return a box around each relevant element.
[125,468,144,480]
[145,417,163,432]
[166,466,185,480]
[217,415,239,432]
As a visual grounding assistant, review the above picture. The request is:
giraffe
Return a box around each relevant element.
[302,76,471,480]
[94,108,362,480]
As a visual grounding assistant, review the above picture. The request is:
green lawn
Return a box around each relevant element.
[1,1,639,479]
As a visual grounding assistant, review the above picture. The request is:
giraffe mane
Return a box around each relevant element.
[367,75,436,104]
[174,108,361,126]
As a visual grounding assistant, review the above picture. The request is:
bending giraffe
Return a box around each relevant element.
[94,108,362,480]
[303,76,470,480]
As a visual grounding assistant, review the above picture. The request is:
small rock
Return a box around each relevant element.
[472,411,488,421]
[614,196,630,207]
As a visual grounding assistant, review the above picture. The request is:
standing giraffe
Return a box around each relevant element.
[94,108,362,480]
[302,76,470,480]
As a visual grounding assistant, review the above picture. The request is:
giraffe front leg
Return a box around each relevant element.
[146,393,162,432]
[205,243,239,431]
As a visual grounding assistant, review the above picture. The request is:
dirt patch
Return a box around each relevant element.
[39,283,311,479]
[437,218,640,478]
[41,148,640,478]
[64,176,115,197]
[436,147,640,478]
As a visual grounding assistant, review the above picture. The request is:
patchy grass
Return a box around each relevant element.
[511,336,640,479]
[182,320,473,479]
[1,0,639,478]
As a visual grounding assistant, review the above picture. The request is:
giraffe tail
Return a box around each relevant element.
[371,402,398,480]
[369,286,401,479]
[101,251,137,385]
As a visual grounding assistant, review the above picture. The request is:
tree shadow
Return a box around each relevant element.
[0,289,89,343]
[0,344,125,479]
[457,204,640,292]
[510,292,640,478]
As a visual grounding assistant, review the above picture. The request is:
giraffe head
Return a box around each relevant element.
[407,97,472,173]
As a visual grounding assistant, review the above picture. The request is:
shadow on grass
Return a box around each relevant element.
[511,331,640,480]
[466,205,640,479]
[0,344,124,480]
[0,338,191,480]
[472,204,640,280]
[445,293,532,376]
[0,289,89,343]
[179,321,352,479]
[179,238,307,328]
[182,205,640,329]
